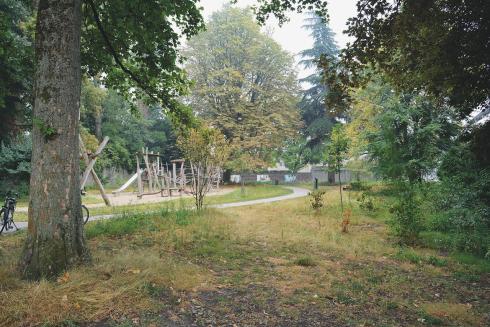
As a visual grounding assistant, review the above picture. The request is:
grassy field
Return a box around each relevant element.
[0,186,488,326]
[12,185,292,222]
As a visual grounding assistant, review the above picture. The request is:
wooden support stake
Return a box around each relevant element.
[136,155,143,198]
[80,136,109,189]
[142,149,153,192]
[79,136,111,206]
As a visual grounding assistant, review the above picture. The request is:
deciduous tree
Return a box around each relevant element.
[178,127,230,210]
[21,0,205,279]
[325,124,349,212]
[185,6,301,169]
[0,0,34,143]
[281,138,311,181]
[344,0,490,118]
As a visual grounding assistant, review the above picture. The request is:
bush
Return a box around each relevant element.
[357,192,376,211]
[309,190,326,211]
[389,184,423,245]
[350,180,371,191]
[0,135,31,196]
[428,140,490,257]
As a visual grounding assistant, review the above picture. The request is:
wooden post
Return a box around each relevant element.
[142,149,152,192]
[80,136,109,189]
[136,155,143,198]
[79,136,111,206]
[172,161,177,188]
[180,161,185,194]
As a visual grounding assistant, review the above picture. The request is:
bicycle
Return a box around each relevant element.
[82,204,90,225]
[0,192,19,235]
[81,190,90,225]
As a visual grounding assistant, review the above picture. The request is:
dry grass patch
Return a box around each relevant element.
[0,186,488,326]
[0,229,209,326]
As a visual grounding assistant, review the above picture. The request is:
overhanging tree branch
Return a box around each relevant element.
[84,0,163,104]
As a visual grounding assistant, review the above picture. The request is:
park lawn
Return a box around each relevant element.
[0,186,488,326]
[11,184,292,222]
[16,192,104,208]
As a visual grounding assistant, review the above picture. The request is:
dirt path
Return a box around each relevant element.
[15,187,235,213]
[6,187,309,233]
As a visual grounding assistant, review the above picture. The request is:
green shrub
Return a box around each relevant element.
[357,192,376,212]
[419,231,454,251]
[309,190,326,211]
[0,135,32,196]
[389,184,423,245]
[430,138,490,257]
[350,181,371,191]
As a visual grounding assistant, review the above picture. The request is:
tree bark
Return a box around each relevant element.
[240,169,245,196]
[20,0,89,280]
[94,108,102,141]
[338,169,344,214]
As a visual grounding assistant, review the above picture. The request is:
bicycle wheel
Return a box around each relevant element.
[7,209,13,229]
[81,205,90,225]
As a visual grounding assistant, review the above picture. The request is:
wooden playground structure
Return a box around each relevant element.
[112,148,222,199]
[79,134,222,204]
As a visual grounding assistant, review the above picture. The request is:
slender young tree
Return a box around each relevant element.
[281,138,311,181]
[178,127,230,210]
[326,124,349,213]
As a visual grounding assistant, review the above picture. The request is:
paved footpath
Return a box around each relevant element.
[3,187,309,234]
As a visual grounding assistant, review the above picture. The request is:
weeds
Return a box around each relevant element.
[293,257,316,267]
[393,248,447,267]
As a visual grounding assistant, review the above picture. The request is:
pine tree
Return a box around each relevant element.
[299,13,339,161]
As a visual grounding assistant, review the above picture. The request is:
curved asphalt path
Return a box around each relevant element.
[2,187,309,234]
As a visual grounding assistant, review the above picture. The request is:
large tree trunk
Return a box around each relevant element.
[20,0,89,280]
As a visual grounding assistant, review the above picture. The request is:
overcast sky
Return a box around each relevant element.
[199,0,358,78]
